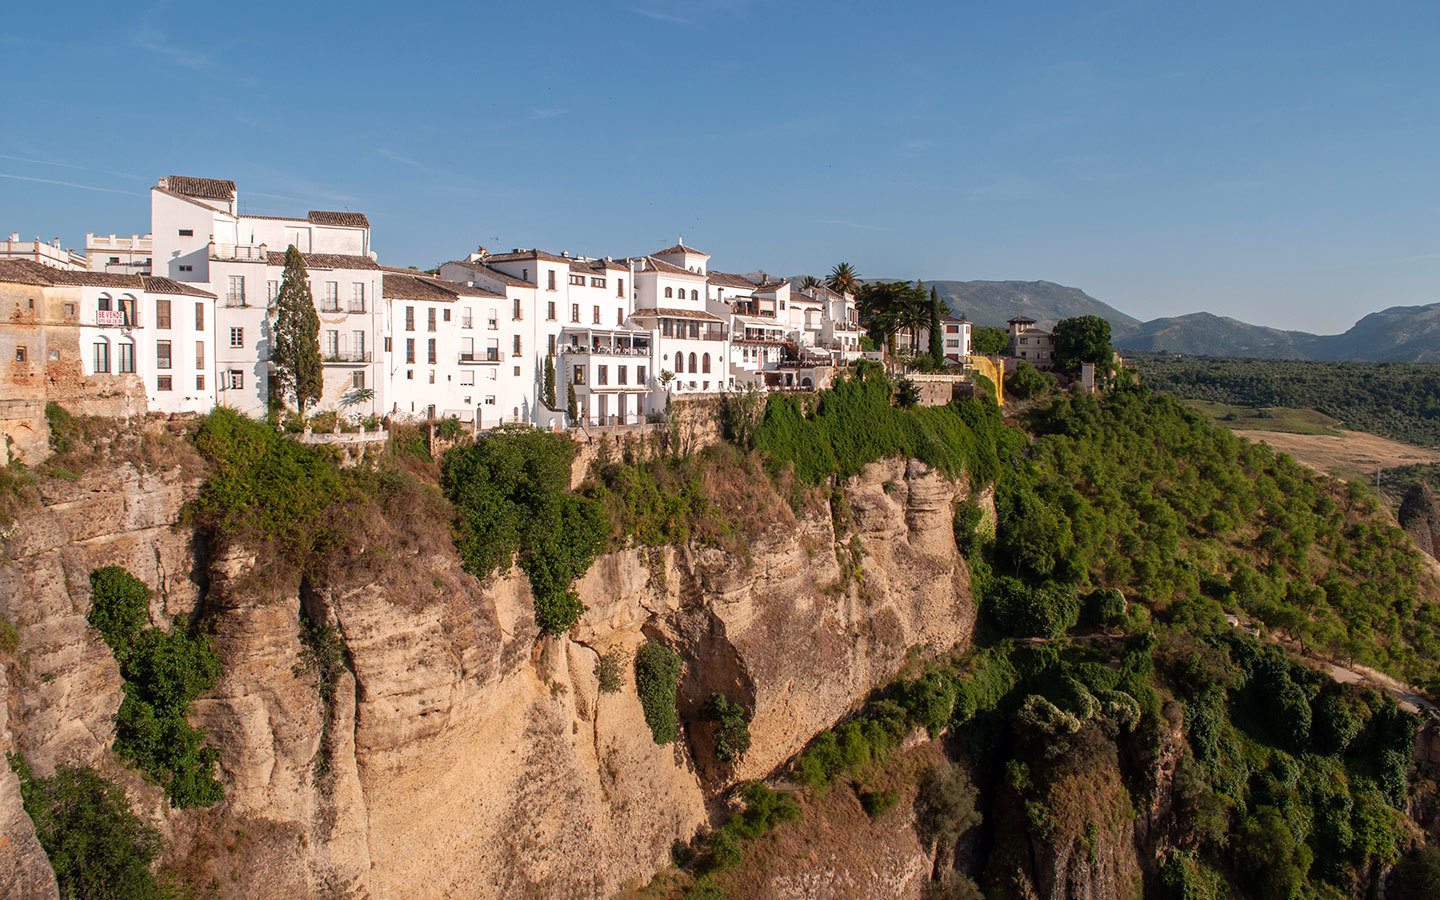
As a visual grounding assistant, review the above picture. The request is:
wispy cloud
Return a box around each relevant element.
[0,172,135,195]
[530,107,571,121]
[131,3,257,86]
[820,219,893,232]
[628,0,750,26]
[0,153,146,181]
[377,148,425,168]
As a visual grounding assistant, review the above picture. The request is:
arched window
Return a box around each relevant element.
[664,287,673,298]
[690,289,698,301]
[93,337,110,373]
[702,353,711,373]
[117,339,136,373]
[675,353,684,373]
[97,293,112,312]
[688,352,697,372]
[119,294,137,326]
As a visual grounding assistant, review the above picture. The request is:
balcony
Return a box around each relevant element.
[460,349,501,364]
[211,242,268,262]
[461,317,474,329]
[348,302,367,314]
[323,350,372,364]
[223,292,248,308]
[319,300,342,313]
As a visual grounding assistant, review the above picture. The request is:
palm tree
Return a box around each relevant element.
[827,262,859,296]
[798,274,822,292]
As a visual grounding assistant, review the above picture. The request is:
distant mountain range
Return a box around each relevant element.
[924,279,1440,363]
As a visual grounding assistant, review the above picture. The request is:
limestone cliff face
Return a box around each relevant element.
[1400,483,1440,560]
[0,453,978,898]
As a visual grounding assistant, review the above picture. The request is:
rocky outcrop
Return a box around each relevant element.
[1400,483,1440,559]
[0,666,60,900]
[0,448,980,897]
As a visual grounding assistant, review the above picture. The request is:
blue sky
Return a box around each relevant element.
[2,1,1437,332]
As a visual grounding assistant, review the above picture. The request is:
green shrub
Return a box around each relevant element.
[1005,362,1056,400]
[1393,846,1440,900]
[89,567,222,807]
[44,402,80,456]
[859,786,898,819]
[916,763,981,847]
[9,754,165,900]
[595,649,625,693]
[442,427,606,634]
[703,693,752,764]
[635,641,682,745]
[986,577,1080,638]
[296,616,349,776]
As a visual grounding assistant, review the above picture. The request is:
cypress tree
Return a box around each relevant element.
[928,287,945,368]
[544,353,557,410]
[271,246,323,417]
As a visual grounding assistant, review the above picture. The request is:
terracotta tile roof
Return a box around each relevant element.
[1008,315,1036,324]
[631,256,706,278]
[242,214,309,223]
[567,258,628,273]
[707,271,759,290]
[652,242,709,258]
[265,251,380,270]
[0,259,58,285]
[387,269,503,300]
[163,175,235,200]
[383,273,466,303]
[43,269,145,288]
[630,307,724,322]
[481,248,570,264]
[141,276,216,298]
[751,280,789,293]
[308,210,370,228]
[442,259,532,289]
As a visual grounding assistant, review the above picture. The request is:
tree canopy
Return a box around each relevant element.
[271,245,323,416]
[1052,315,1113,374]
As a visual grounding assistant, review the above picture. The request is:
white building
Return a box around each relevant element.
[86,233,153,274]
[630,243,731,400]
[1,233,86,270]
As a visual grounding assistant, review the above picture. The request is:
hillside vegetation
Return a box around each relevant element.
[1136,353,1440,447]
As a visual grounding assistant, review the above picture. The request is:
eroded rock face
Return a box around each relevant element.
[1400,483,1440,559]
[0,454,979,898]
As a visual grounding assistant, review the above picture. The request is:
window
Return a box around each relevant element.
[119,296,136,326]
[688,352,697,372]
[351,283,366,312]
[406,338,415,364]
[674,354,683,374]
[513,365,520,376]
[228,275,245,305]
[487,311,498,330]
[157,375,172,391]
[428,338,437,365]
[617,278,624,298]
[592,305,601,324]
[108,256,120,265]
[486,338,499,361]
[462,307,473,328]
[195,303,204,330]
[569,274,585,286]
[573,366,585,385]
[230,327,244,348]
[618,365,627,385]
[325,330,340,358]
[353,331,366,359]
[547,334,556,355]
[428,308,437,331]
[228,370,243,390]
[98,295,112,312]
[179,265,193,273]
[195,341,205,367]
[155,298,171,329]
[547,270,556,290]
[637,366,646,384]
[485,395,496,405]
[15,346,26,363]
[267,280,279,302]
[512,334,521,357]
[64,302,76,319]
[460,370,475,386]
[513,297,523,320]
[617,308,624,325]
[405,306,415,331]
[597,365,608,385]
[384,337,392,352]
[352,370,365,390]
[196,374,205,390]
[178,228,193,237]
[690,290,698,301]
[591,277,605,288]
[702,353,711,374]
[461,337,475,360]
[661,319,673,337]
[548,301,556,320]
[664,287,673,299]
[443,309,451,322]
[156,341,171,370]
[571,303,579,323]
[94,340,110,373]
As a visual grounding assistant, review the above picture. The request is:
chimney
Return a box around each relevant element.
[8,232,17,243]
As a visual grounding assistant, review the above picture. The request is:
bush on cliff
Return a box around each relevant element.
[8,754,166,900]
[88,566,222,807]
[441,426,606,634]
[635,640,682,745]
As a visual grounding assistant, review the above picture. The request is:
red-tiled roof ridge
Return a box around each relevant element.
[442,259,533,288]
[141,276,216,298]
[653,242,709,257]
[162,175,236,200]
[264,251,380,270]
[308,210,370,228]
